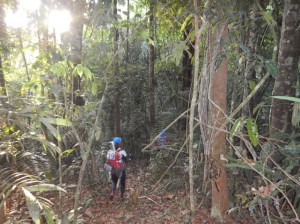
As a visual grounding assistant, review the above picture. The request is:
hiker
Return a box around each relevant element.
[157,129,170,146]
[106,137,127,200]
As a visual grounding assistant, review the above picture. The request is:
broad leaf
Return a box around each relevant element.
[180,13,192,32]
[246,118,259,147]
[40,117,72,126]
[229,117,242,140]
[22,187,42,224]
[83,67,94,80]
[43,204,55,224]
[266,60,278,78]
[30,136,61,154]
[39,118,61,141]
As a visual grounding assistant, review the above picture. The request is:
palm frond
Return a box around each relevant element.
[0,168,65,223]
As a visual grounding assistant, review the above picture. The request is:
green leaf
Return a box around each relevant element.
[249,80,256,92]
[74,64,84,77]
[266,60,278,78]
[22,187,42,224]
[61,149,76,157]
[226,162,273,174]
[171,41,188,66]
[80,149,87,160]
[229,117,242,140]
[67,60,74,68]
[51,62,66,77]
[260,11,277,27]
[26,184,67,193]
[83,67,94,80]
[30,136,61,154]
[246,118,259,147]
[91,82,98,96]
[180,13,193,32]
[238,43,249,53]
[252,102,265,115]
[43,204,55,224]
[41,118,72,126]
[272,96,300,103]
[39,118,61,141]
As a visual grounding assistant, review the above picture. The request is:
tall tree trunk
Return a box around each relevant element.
[188,0,201,217]
[148,0,155,137]
[0,4,7,97]
[269,0,300,136]
[69,0,84,106]
[210,23,229,221]
[199,0,212,193]
[198,0,229,221]
[181,26,194,131]
[113,0,121,136]
[18,29,30,82]
[242,2,259,118]
[0,55,6,96]
[126,0,130,65]
[0,5,7,223]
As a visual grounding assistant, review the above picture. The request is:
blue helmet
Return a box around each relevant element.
[113,137,121,144]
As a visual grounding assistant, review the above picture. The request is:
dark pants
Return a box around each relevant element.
[111,170,126,197]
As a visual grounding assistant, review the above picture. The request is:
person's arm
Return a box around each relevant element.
[120,150,128,163]
[122,155,128,163]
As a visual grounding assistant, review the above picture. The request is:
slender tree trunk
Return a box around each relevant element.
[126,0,130,65]
[210,23,229,222]
[242,2,259,118]
[149,0,155,137]
[0,5,7,97]
[198,0,212,193]
[181,26,194,131]
[113,0,121,136]
[188,0,201,218]
[269,0,300,135]
[68,0,84,106]
[0,55,6,96]
[18,29,30,82]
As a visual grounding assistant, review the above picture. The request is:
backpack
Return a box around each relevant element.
[104,148,126,177]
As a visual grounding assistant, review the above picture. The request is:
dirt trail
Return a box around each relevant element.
[62,161,251,224]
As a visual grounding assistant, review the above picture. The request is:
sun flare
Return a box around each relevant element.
[5,0,71,41]
[48,10,71,37]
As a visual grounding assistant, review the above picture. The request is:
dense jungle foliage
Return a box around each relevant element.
[0,0,299,223]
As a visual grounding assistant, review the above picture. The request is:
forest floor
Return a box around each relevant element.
[60,160,254,224]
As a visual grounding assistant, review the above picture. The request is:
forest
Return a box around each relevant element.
[0,0,300,223]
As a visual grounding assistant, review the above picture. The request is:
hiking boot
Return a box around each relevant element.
[110,192,114,200]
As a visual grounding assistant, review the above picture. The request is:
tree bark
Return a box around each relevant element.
[198,0,212,193]
[0,5,7,97]
[242,2,259,118]
[0,54,6,96]
[181,26,194,131]
[113,0,121,136]
[69,0,84,106]
[210,23,229,221]
[269,0,300,136]
[149,0,155,137]
[198,0,229,220]
[188,0,201,217]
